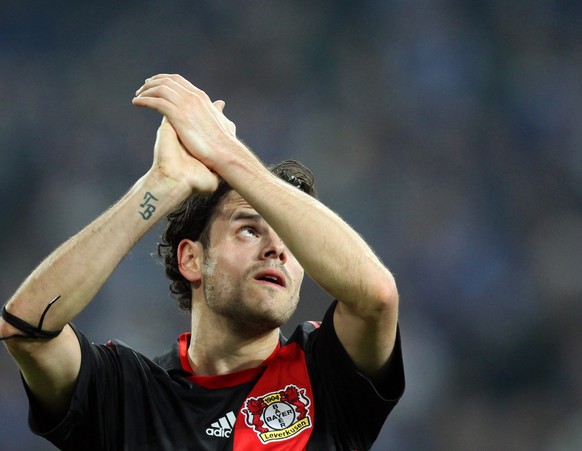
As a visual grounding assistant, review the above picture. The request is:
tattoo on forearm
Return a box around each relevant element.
[139,191,159,220]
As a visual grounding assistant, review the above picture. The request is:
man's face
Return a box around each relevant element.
[200,191,304,334]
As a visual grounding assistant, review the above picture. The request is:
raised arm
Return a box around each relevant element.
[133,75,399,379]
[0,118,219,415]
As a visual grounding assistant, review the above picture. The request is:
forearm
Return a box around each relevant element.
[132,75,399,377]
[1,171,189,334]
[132,74,397,315]
[219,152,397,315]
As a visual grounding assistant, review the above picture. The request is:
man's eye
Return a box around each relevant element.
[239,227,259,237]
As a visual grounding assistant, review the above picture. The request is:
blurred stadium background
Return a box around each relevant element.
[1,1,582,449]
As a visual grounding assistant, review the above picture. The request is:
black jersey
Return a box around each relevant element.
[26,302,404,450]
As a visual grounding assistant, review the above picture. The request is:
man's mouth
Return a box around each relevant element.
[253,269,286,288]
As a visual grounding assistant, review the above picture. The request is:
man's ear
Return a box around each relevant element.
[177,239,204,283]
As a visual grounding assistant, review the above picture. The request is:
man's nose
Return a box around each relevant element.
[262,232,287,263]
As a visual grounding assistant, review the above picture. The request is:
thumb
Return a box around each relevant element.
[213,100,226,112]
[156,116,179,142]
[159,116,176,132]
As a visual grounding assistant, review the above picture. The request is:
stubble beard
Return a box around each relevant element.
[202,253,299,336]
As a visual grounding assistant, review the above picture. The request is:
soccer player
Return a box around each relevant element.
[1,74,404,450]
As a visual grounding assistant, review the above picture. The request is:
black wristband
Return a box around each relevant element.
[0,295,63,340]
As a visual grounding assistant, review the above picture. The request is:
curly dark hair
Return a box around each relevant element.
[158,160,317,311]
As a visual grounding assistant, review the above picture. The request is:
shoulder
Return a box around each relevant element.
[281,301,343,353]
[71,324,178,380]
[282,320,321,348]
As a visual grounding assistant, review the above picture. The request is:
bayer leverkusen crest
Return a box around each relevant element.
[242,384,312,443]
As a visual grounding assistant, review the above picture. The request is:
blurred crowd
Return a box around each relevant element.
[1,1,581,449]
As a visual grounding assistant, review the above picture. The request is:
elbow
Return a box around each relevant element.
[0,316,22,351]
[377,271,399,311]
[0,305,47,353]
[0,300,26,347]
[0,311,17,339]
[358,270,399,320]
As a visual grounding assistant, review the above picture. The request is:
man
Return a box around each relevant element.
[1,74,404,450]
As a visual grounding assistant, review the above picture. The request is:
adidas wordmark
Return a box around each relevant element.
[206,411,237,438]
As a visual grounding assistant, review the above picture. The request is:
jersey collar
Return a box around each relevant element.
[177,332,281,389]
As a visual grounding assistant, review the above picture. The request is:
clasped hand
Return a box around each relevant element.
[132,74,238,193]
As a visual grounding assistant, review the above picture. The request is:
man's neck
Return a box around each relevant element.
[187,313,280,376]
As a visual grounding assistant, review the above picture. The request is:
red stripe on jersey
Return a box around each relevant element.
[235,342,314,449]
[177,332,282,389]
[308,321,320,329]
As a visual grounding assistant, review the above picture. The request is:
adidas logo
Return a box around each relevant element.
[206,411,237,438]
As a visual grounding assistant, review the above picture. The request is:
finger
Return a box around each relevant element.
[161,74,199,95]
[135,78,178,97]
[160,116,175,131]
[145,73,181,82]
[131,95,176,116]
[209,100,236,135]
[135,76,181,96]
[156,116,176,137]
[134,84,183,106]
[213,100,226,112]
[143,74,206,98]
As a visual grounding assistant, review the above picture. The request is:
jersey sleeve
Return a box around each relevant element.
[26,324,124,450]
[304,301,405,450]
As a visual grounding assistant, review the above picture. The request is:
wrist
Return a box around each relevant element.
[212,139,267,186]
[140,169,193,202]
[131,171,192,223]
